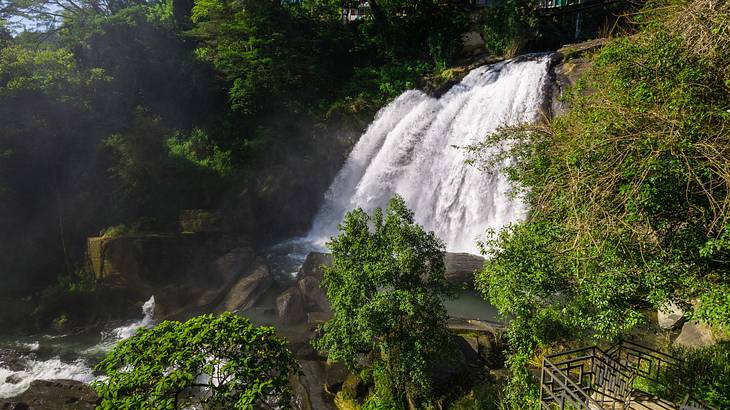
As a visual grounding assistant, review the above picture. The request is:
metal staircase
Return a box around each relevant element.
[540,341,715,410]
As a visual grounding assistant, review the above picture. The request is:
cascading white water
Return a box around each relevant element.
[0,295,156,398]
[308,55,553,254]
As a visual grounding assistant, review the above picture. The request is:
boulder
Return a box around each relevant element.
[297,252,332,281]
[657,302,685,330]
[307,311,332,327]
[4,374,22,385]
[276,287,307,325]
[674,321,716,348]
[214,246,255,282]
[444,253,485,288]
[294,361,348,410]
[461,31,485,55]
[87,233,239,288]
[0,379,98,409]
[219,259,273,312]
[298,276,331,314]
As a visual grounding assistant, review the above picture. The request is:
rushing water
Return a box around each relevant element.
[308,54,553,254]
[0,296,155,398]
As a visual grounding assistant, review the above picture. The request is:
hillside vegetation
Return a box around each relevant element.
[471,0,730,406]
[0,0,468,293]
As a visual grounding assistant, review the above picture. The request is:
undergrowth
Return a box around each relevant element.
[468,0,730,407]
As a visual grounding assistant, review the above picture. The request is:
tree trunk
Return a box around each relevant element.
[368,0,389,45]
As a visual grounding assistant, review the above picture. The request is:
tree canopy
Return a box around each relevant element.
[315,196,452,407]
[93,312,300,409]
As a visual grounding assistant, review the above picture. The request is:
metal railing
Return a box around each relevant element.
[606,340,679,383]
[540,341,716,410]
[541,345,634,409]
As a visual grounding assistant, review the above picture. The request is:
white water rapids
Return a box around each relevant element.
[308,55,553,254]
[0,296,155,398]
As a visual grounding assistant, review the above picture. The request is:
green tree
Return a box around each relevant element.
[93,312,300,409]
[315,196,452,408]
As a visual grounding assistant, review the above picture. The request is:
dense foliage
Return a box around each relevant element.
[93,312,299,409]
[470,0,730,406]
[315,196,452,408]
[0,0,470,294]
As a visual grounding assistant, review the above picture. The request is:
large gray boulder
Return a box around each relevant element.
[444,253,485,288]
[276,287,307,325]
[297,252,332,281]
[214,246,255,282]
[674,321,716,348]
[219,258,273,312]
[298,276,331,314]
[292,361,348,410]
[461,31,485,56]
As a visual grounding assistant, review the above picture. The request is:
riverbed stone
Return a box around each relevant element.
[294,360,347,410]
[674,320,715,348]
[219,258,273,312]
[298,276,330,313]
[657,302,685,330]
[276,287,307,325]
[214,246,255,281]
[297,252,332,281]
[0,379,98,409]
[307,311,332,327]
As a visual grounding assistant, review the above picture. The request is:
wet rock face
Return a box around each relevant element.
[276,287,306,325]
[298,276,330,314]
[297,252,332,281]
[0,380,98,410]
[218,258,274,313]
[550,38,606,118]
[444,253,485,289]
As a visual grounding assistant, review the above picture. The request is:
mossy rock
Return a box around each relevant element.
[334,391,360,410]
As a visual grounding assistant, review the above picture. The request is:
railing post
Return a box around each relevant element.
[540,356,545,408]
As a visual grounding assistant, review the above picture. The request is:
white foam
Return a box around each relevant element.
[85,295,156,353]
[0,295,156,398]
[0,357,95,398]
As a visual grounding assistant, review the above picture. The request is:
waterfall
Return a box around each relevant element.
[308,55,554,254]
